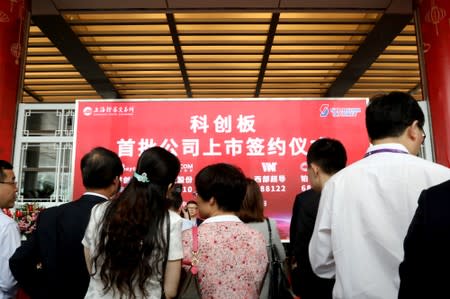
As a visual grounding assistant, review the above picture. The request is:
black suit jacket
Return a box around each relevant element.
[290,189,334,299]
[9,194,106,299]
[399,179,450,299]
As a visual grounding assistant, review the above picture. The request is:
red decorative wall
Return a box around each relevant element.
[418,0,450,166]
[0,0,29,161]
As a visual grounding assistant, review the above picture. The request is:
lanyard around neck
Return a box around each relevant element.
[364,148,409,158]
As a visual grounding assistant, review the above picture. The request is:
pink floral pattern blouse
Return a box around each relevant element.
[182,215,268,299]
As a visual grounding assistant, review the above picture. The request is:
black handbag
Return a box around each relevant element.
[176,226,201,299]
[266,218,295,299]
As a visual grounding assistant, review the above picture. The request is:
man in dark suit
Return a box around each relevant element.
[9,147,123,299]
[399,179,450,299]
[290,138,347,299]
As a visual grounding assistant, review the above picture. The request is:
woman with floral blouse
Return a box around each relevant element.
[182,163,268,299]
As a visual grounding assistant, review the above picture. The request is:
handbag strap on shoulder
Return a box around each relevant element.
[266,218,272,247]
[265,217,273,247]
[265,217,277,261]
[192,225,198,251]
[190,226,199,274]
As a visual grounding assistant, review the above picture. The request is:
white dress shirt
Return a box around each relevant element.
[309,143,450,299]
[0,211,21,299]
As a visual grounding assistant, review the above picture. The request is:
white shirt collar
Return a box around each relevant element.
[202,214,242,224]
[83,192,109,200]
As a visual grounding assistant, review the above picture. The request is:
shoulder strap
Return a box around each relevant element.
[191,226,199,274]
[265,218,277,261]
[265,217,273,247]
[192,225,199,251]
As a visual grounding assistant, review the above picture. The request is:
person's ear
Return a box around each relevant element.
[311,163,320,177]
[402,120,423,156]
[207,196,216,207]
[166,183,174,199]
[110,176,121,198]
[409,120,422,143]
[113,176,120,187]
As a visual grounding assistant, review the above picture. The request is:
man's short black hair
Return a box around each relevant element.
[80,147,123,189]
[307,138,347,175]
[186,200,198,206]
[366,91,425,141]
[0,160,13,181]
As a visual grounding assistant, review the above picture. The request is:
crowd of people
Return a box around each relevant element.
[0,91,449,299]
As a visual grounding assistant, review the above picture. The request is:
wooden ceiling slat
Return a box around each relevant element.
[105,70,182,77]
[258,94,321,97]
[190,83,257,88]
[192,94,254,98]
[115,83,186,89]
[192,89,257,94]
[120,90,187,95]
[189,77,258,82]
[26,85,94,91]
[110,78,184,83]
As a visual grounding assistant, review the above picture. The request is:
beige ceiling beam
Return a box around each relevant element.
[325,0,413,97]
[32,0,121,98]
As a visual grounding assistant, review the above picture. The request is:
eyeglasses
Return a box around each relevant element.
[0,181,17,186]
[421,131,426,145]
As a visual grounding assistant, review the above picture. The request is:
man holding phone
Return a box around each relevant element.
[184,200,203,226]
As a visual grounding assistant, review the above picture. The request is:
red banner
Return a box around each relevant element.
[74,99,368,239]
[0,0,29,160]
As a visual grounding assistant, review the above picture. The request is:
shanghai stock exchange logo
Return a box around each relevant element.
[319,104,361,118]
[320,104,330,118]
[83,106,93,116]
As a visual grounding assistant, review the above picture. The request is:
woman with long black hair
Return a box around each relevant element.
[82,146,183,299]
